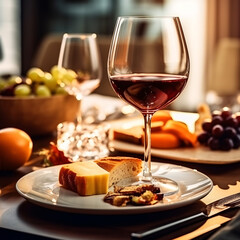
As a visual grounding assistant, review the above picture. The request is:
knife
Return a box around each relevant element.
[173,215,231,240]
[131,192,240,239]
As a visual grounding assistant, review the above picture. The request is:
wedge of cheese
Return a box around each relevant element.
[59,161,109,196]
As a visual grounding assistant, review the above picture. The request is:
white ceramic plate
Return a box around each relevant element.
[16,162,212,215]
[109,112,240,165]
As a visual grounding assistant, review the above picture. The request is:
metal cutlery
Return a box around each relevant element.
[131,192,240,239]
[172,215,231,240]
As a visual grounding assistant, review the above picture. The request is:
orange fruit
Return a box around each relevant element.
[0,128,33,171]
[162,120,197,147]
[152,110,172,123]
[150,132,180,149]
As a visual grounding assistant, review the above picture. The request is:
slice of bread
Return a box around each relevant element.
[94,156,142,187]
[112,126,143,144]
[112,122,164,145]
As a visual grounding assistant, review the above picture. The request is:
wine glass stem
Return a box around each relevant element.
[76,99,82,124]
[142,113,153,182]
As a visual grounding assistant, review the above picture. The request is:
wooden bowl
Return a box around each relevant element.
[0,95,80,136]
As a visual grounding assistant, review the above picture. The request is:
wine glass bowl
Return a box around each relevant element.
[58,33,102,101]
[108,17,189,114]
[108,16,190,194]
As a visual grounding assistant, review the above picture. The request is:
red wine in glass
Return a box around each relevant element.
[110,74,188,114]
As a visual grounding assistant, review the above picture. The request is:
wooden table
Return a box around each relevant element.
[1,134,240,240]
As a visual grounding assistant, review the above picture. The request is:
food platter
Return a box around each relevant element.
[110,140,240,165]
[16,162,212,215]
[109,112,240,165]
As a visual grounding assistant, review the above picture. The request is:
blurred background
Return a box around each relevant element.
[0,0,239,112]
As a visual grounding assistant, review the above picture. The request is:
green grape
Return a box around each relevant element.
[14,84,31,97]
[61,69,77,85]
[8,75,22,85]
[43,72,57,91]
[0,78,7,91]
[55,86,68,95]
[51,65,66,82]
[27,67,45,82]
[67,69,77,79]
[35,85,51,97]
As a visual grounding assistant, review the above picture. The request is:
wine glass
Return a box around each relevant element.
[0,37,3,61]
[58,33,102,122]
[108,16,190,194]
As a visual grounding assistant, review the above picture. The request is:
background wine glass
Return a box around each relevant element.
[0,37,3,61]
[58,33,102,123]
[108,16,190,194]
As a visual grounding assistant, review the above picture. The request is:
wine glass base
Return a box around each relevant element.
[116,176,179,196]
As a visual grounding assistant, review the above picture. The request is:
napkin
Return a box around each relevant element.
[209,210,240,240]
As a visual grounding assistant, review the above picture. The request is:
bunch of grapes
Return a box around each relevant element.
[0,66,76,97]
[197,108,240,151]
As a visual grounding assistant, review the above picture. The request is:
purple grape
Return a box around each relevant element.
[220,138,234,151]
[236,127,240,134]
[211,116,223,126]
[197,132,210,144]
[224,116,238,128]
[235,113,240,125]
[212,125,224,138]
[224,127,237,138]
[202,121,212,133]
[208,137,220,150]
[221,107,232,119]
[233,135,240,149]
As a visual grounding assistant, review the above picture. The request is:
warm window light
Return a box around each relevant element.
[164,0,207,111]
[237,94,240,104]
[206,90,223,106]
[0,0,21,75]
